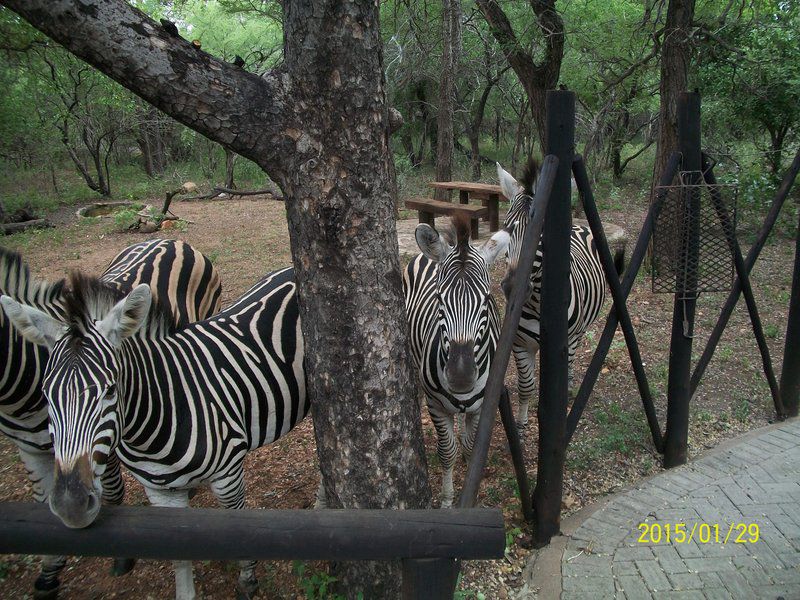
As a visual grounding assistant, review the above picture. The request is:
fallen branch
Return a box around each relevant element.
[183,186,284,202]
[0,219,51,235]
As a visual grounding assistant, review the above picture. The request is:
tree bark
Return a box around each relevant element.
[654,0,696,184]
[2,1,433,597]
[475,0,564,153]
[434,0,461,199]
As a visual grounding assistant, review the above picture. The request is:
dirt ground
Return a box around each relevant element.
[0,192,795,599]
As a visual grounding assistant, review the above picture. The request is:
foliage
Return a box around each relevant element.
[1,0,795,223]
[292,561,347,600]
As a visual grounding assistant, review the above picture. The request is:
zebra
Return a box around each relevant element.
[0,240,221,599]
[2,265,307,600]
[403,214,510,507]
[496,160,614,428]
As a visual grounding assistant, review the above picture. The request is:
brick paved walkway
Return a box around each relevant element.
[520,419,800,599]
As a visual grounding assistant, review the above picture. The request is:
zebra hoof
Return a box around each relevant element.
[111,557,136,576]
[33,576,59,600]
[235,582,259,600]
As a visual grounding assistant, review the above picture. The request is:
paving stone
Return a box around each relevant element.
[651,591,705,599]
[562,575,616,594]
[615,546,656,562]
[636,559,672,592]
[616,574,653,600]
[701,587,736,600]
[721,570,756,597]
[666,571,702,590]
[652,544,689,574]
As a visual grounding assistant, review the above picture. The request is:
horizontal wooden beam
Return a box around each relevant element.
[0,502,505,562]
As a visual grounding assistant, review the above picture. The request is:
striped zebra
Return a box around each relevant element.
[2,265,307,600]
[0,240,221,599]
[497,160,614,428]
[403,215,510,507]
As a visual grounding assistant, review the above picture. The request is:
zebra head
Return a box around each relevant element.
[1,275,153,528]
[415,215,510,400]
[497,160,539,302]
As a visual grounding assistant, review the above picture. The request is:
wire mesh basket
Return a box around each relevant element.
[652,171,738,296]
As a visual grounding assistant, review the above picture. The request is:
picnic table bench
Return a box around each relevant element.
[404,198,488,239]
[404,181,504,240]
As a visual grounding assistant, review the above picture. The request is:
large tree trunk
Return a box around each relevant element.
[3,1,432,597]
[434,0,461,199]
[654,0,696,184]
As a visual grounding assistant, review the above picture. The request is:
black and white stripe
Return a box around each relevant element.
[403,215,509,507]
[4,266,306,600]
[0,240,221,596]
[497,161,608,427]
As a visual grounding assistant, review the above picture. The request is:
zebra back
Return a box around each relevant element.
[100,239,222,325]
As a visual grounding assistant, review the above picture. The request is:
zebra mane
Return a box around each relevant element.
[0,246,64,310]
[64,272,178,340]
[520,157,539,197]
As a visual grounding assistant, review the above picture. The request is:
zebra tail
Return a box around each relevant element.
[613,247,626,277]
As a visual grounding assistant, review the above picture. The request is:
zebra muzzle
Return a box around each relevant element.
[445,342,477,395]
[50,455,101,529]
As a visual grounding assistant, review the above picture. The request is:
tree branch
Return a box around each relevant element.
[0,0,296,174]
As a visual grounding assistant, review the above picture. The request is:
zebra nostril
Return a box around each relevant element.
[86,492,98,514]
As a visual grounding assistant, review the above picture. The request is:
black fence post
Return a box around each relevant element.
[781,205,800,417]
[532,90,573,545]
[663,91,702,468]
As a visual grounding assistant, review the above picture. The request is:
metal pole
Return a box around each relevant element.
[532,90,573,545]
[663,91,702,468]
[781,202,800,416]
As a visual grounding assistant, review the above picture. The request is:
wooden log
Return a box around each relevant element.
[664,91,702,469]
[533,89,574,546]
[566,152,680,446]
[0,219,51,235]
[0,503,505,562]
[572,155,663,451]
[781,204,800,417]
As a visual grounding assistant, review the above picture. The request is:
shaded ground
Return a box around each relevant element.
[0,189,795,598]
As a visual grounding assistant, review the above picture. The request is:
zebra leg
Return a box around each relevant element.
[144,487,195,600]
[431,410,458,508]
[513,341,539,429]
[18,447,67,600]
[460,410,480,464]
[313,478,328,509]
[567,339,579,398]
[101,452,136,576]
[210,469,258,600]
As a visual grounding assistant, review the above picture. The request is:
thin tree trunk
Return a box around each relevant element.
[434,0,461,199]
[224,147,237,189]
[654,0,696,186]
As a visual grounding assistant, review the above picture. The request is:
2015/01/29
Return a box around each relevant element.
[637,522,760,544]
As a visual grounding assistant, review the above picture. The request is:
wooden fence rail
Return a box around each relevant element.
[0,502,504,571]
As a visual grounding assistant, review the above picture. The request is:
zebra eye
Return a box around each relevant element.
[106,384,117,397]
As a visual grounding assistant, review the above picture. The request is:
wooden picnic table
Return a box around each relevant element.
[428,181,504,232]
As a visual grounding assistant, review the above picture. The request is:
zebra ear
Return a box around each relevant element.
[415,223,451,263]
[479,228,511,267]
[98,284,152,345]
[497,162,522,202]
[0,295,67,349]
